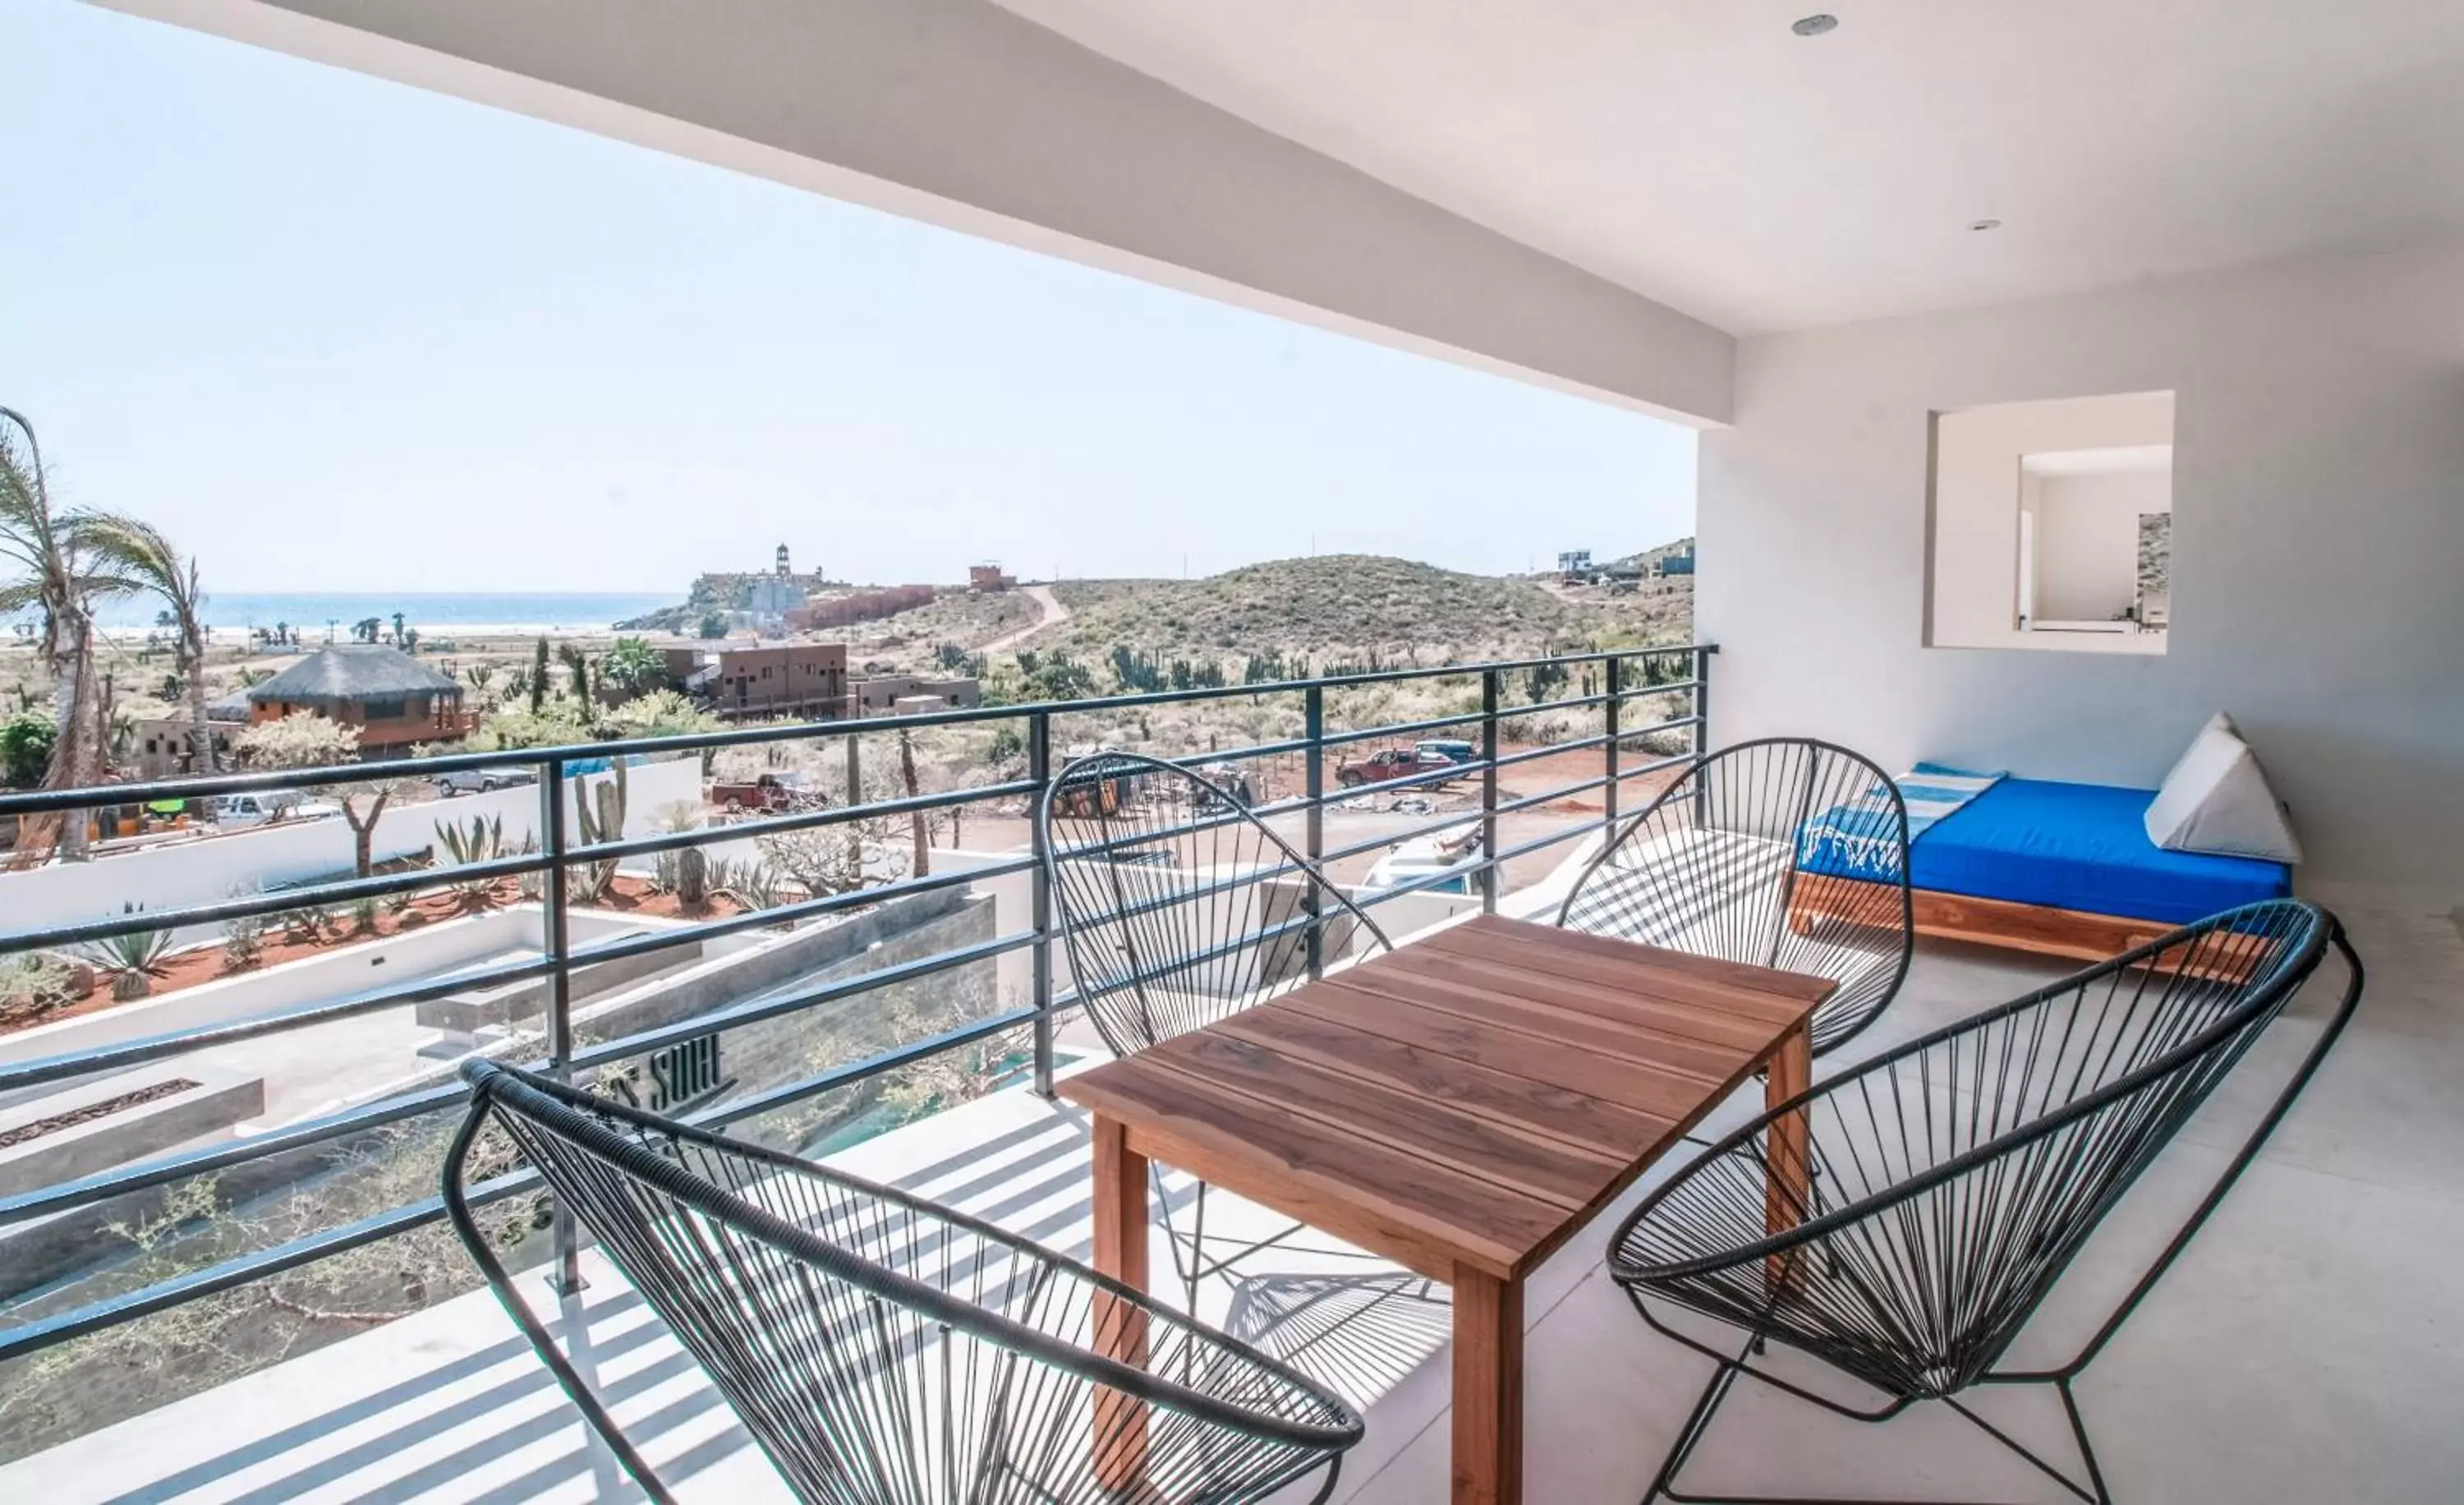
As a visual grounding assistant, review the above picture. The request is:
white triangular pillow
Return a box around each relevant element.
[2144,714,2302,863]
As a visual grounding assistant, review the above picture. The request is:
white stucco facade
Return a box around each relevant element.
[1699,238,2464,887]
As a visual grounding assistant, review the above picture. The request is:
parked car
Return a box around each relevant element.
[434,767,537,796]
[1334,748,1456,789]
[205,792,342,827]
[710,771,821,815]
[1414,739,1479,766]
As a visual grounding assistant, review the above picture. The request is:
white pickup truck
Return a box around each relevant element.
[205,792,342,827]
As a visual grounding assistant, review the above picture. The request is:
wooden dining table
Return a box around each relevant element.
[1057,912,1837,1505]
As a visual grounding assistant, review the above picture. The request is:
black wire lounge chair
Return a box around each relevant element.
[1041,752,1397,1313]
[443,1060,1363,1505]
[1607,899,2362,1503]
[1559,737,1915,1060]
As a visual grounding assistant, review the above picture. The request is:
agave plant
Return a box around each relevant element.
[435,812,507,911]
[79,907,176,1001]
[710,858,784,914]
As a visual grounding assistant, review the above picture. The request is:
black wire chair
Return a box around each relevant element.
[443,1060,1363,1504]
[1041,752,1397,1313]
[1558,737,1914,1060]
[1607,900,2363,1504]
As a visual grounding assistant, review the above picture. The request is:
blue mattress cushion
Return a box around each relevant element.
[1906,777,2292,926]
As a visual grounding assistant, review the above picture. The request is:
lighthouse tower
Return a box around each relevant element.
[775,543,792,578]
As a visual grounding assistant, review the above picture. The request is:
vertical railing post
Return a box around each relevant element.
[538,756,582,1296]
[1694,644,1715,758]
[1603,654,1623,838]
[1027,711,1055,1098]
[1479,668,1501,915]
[1303,683,1325,979]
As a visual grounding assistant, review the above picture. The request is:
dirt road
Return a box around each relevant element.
[981,583,1067,653]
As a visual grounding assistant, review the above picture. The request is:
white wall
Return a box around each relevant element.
[107,0,1733,425]
[0,757,702,945]
[1700,238,2464,887]
[2033,470,2167,623]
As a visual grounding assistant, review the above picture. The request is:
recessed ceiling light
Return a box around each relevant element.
[1969,219,2003,232]
[1792,14,1839,35]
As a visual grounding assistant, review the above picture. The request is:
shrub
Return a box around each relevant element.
[221,912,264,972]
[0,709,56,787]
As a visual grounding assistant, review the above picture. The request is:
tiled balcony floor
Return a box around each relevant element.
[6,883,2457,1503]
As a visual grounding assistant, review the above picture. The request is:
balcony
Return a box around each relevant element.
[0,646,2443,1502]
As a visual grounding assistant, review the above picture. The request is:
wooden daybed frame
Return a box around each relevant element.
[1787,872,2271,981]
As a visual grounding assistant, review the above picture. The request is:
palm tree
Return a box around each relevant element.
[80,514,218,776]
[597,636,667,702]
[0,408,136,859]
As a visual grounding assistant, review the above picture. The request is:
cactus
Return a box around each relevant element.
[651,800,708,912]
[572,758,627,903]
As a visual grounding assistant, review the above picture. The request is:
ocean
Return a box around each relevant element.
[76,591,678,637]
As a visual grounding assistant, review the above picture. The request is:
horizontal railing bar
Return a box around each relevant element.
[1315,808,1485,867]
[558,856,1045,972]
[0,644,1712,817]
[0,1165,538,1365]
[696,1006,1045,1132]
[1486,817,1612,869]
[1315,708,1487,749]
[0,1081,469,1227]
[0,955,559,1094]
[0,852,549,954]
[572,778,1040,865]
[568,927,1041,1072]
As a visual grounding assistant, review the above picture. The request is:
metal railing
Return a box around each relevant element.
[0,643,1712,1365]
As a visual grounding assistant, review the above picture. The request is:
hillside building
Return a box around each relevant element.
[663,642,850,720]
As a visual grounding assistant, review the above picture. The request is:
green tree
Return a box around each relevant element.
[80,515,220,775]
[697,610,729,640]
[0,709,56,786]
[597,637,667,701]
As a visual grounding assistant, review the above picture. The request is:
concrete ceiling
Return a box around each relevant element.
[989,0,2464,335]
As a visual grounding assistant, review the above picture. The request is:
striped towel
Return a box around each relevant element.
[1896,762,2007,841]
[1798,762,2005,881]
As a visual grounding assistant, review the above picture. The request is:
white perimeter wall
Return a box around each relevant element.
[1699,238,2464,887]
[0,758,703,944]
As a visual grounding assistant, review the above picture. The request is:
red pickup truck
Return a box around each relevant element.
[709,772,820,814]
[1334,748,1458,790]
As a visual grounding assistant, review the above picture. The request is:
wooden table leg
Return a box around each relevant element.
[1450,1265,1524,1505]
[1764,1020,1814,1284]
[1091,1113,1151,1493]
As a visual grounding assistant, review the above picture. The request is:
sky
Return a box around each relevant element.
[0,0,1695,594]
